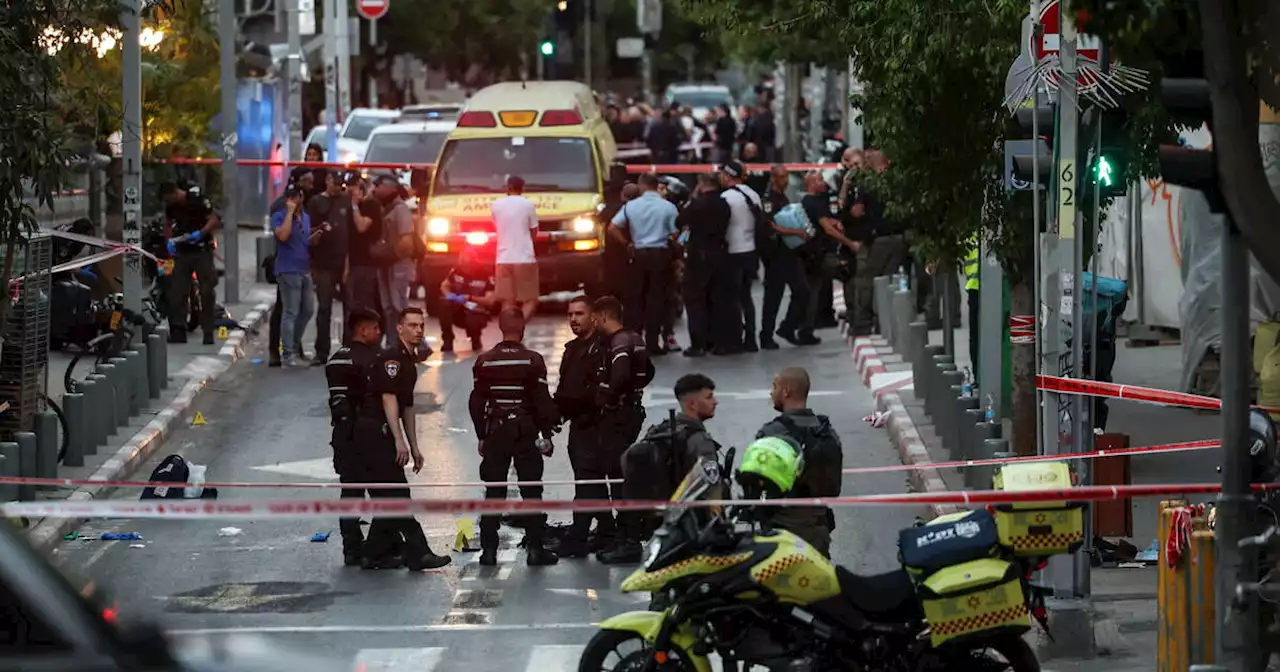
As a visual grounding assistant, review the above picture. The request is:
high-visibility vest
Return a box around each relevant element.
[963,246,980,291]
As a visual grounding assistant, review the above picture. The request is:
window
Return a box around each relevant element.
[341,115,394,142]
[432,137,597,196]
[364,132,449,164]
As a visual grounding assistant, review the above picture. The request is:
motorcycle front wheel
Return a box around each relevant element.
[579,629,699,672]
[954,634,1041,672]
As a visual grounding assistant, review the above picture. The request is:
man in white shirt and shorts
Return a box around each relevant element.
[490,175,541,321]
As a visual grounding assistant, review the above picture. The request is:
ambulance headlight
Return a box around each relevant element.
[427,217,450,236]
[571,217,595,234]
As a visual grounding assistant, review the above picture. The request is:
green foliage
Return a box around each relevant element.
[0,0,123,330]
[380,0,549,81]
[676,0,848,66]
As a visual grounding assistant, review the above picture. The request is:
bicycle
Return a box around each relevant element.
[40,294,147,464]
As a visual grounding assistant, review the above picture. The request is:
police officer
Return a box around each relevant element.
[158,182,220,344]
[359,306,450,571]
[548,296,609,558]
[591,296,654,564]
[469,308,560,567]
[325,308,384,566]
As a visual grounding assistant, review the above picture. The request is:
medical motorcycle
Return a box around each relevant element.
[579,463,1044,672]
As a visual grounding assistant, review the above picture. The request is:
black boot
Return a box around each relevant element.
[596,540,642,565]
[526,546,559,566]
[479,548,498,566]
[546,536,591,558]
[406,549,452,570]
[167,328,188,344]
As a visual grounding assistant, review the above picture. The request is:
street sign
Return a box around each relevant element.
[616,37,644,59]
[637,0,661,35]
[1030,0,1102,89]
[355,0,389,21]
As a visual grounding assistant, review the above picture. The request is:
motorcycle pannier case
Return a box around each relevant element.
[992,461,1085,556]
[917,558,1030,647]
[898,509,1000,581]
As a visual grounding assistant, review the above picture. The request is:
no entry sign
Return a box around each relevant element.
[356,0,389,20]
[1029,0,1104,90]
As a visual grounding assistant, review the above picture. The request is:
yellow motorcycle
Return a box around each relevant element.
[578,464,1042,672]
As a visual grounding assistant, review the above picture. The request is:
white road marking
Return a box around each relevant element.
[251,458,338,481]
[354,647,446,671]
[524,644,585,672]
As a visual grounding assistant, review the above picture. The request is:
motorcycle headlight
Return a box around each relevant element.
[571,216,595,234]
[644,536,664,569]
[427,217,450,236]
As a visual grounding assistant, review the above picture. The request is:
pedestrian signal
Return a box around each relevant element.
[539,40,555,57]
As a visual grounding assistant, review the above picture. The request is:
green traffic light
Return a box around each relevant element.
[540,41,555,56]
[1094,156,1114,187]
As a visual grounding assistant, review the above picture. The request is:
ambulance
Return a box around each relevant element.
[419,81,624,313]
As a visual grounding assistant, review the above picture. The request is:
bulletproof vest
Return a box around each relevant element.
[597,329,654,403]
[477,342,540,416]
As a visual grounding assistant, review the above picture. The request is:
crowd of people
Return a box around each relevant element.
[603,92,780,165]
[604,146,910,357]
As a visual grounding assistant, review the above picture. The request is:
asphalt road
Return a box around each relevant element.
[49,312,925,672]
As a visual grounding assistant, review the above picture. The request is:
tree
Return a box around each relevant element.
[0,0,124,338]
[378,0,550,84]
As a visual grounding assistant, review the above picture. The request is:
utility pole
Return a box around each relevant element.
[583,0,592,89]
[286,0,304,160]
[336,0,351,118]
[218,0,240,304]
[323,0,339,160]
[1040,0,1092,652]
[368,20,379,108]
[120,0,143,315]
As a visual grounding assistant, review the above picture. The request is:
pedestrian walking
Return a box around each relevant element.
[271,185,317,368]
[469,308,560,567]
[717,160,764,354]
[359,307,451,570]
[307,171,352,363]
[490,175,542,322]
[591,296,655,565]
[609,173,678,354]
[755,367,844,557]
[548,297,608,558]
[158,182,220,345]
[324,308,384,565]
[677,174,731,358]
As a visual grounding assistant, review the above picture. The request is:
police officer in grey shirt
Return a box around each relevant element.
[609,173,678,354]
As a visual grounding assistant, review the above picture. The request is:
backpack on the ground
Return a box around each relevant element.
[140,454,218,500]
[732,186,774,252]
[621,410,691,501]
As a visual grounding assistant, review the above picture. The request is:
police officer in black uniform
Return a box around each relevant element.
[159,182,221,344]
[547,296,609,558]
[438,243,496,353]
[324,308,385,565]
[359,306,450,571]
[591,296,654,564]
[469,308,560,567]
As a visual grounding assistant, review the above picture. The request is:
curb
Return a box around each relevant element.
[847,328,961,521]
[27,302,271,550]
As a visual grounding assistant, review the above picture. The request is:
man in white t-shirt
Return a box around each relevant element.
[490,175,540,321]
[717,160,763,353]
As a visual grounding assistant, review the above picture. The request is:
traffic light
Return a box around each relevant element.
[1156,78,1221,210]
[1085,109,1130,198]
[539,39,555,56]
[1006,104,1054,190]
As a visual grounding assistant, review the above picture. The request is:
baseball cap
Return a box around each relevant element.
[720,160,746,179]
[372,173,400,188]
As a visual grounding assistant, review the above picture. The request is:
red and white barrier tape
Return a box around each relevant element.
[0,438,1222,492]
[1009,315,1035,345]
[4,482,1277,520]
[149,157,837,174]
[12,229,160,286]
[1037,374,1280,414]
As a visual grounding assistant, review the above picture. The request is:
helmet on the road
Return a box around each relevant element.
[737,435,804,495]
[1247,408,1280,482]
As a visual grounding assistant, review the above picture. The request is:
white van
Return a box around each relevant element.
[362,118,457,211]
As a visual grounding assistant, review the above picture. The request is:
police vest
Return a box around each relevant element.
[963,246,980,291]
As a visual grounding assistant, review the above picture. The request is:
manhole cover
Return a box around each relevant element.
[166,581,348,614]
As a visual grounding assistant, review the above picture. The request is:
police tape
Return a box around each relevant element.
[0,438,1222,492]
[4,482,1277,520]
[1037,374,1280,414]
[149,157,839,174]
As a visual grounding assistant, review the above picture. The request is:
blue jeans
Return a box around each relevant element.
[278,272,315,359]
[378,263,414,342]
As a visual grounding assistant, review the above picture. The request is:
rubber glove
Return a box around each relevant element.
[188,230,203,244]
[165,237,180,256]
[77,267,97,282]
[445,292,467,305]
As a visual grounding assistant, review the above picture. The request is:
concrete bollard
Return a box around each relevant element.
[976,444,1012,492]
[928,359,955,419]
[130,344,148,409]
[95,362,121,430]
[0,443,17,502]
[15,432,37,501]
[78,377,101,452]
[146,333,163,398]
[62,393,86,468]
[34,411,59,489]
[944,381,967,455]
[892,290,913,356]
[873,276,893,342]
[87,372,113,441]
[108,357,131,427]
[938,370,964,454]
[965,426,999,489]
[917,345,943,405]
[154,326,170,389]
[908,321,929,368]
[122,349,144,416]
[961,407,985,462]
[925,354,953,416]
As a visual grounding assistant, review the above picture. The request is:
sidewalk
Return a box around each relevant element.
[26,229,274,551]
[845,318,1160,668]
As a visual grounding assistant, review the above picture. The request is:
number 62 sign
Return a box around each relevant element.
[1057,159,1077,238]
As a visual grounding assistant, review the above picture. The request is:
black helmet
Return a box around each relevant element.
[1247,408,1279,483]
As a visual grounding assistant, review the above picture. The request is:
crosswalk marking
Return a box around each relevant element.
[523,644,586,672]
[354,647,445,671]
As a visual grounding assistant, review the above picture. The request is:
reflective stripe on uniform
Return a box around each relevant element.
[491,385,524,391]
[328,359,353,365]
[963,247,980,291]
[494,398,523,405]
[482,359,532,367]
